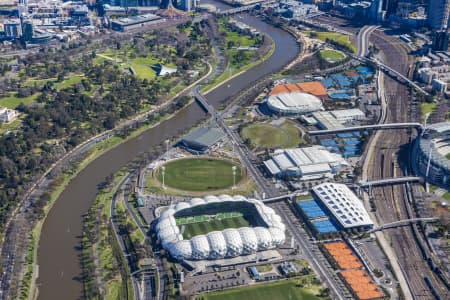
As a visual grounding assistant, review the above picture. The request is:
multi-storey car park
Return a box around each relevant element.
[154,195,286,261]
[417,122,450,188]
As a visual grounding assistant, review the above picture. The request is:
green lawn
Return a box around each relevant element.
[54,75,84,90]
[0,118,22,134]
[305,31,356,53]
[320,50,346,62]
[181,215,250,239]
[156,158,243,191]
[241,121,301,149]
[421,102,437,120]
[443,192,450,201]
[0,93,39,108]
[199,279,322,300]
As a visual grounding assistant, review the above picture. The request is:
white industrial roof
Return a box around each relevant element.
[330,108,365,121]
[155,195,286,261]
[312,111,345,130]
[312,183,373,229]
[266,92,324,115]
[264,146,347,177]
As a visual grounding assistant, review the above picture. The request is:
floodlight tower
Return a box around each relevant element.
[161,166,166,190]
[425,140,437,193]
[232,166,237,190]
[165,139,170,159]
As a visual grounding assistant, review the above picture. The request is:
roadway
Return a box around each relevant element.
[357,25,379,57]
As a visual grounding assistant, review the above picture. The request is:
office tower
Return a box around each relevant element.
[428,0,450,30]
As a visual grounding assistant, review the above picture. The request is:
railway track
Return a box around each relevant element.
[368,31,448,299]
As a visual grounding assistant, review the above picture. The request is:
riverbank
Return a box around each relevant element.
[35,8,300,299]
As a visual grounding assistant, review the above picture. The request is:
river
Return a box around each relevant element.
[36,2,299,299]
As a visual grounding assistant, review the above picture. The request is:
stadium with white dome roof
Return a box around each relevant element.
[154,195,286,261]
[417,122,450,188]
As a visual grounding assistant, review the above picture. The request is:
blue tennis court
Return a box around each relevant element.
[331,73,352,88]
[296,200,328,219]
[312,219,339,233]
[343,138,360,145]
[329,92,352,99]
[327,146,341,153]
[320,140,338,146]
[344,145,360,151]
[337,133,354,138]
[321,78,335,88]
[343,151,360,157]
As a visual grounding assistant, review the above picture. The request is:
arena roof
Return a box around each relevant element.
[155,195,286,261]
[264,146,347,177]
[270,81,327,97]
[180,126,226,152]
[419,122,450,184]
[312,183,373,229]
[266,92,324,115]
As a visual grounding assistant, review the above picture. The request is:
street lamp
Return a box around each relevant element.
[232,166,237,190]
[161,166,166,190]
[165,139,170,159]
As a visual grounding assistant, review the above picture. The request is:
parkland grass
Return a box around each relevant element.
[198,279,323,300]
[0,93,39,108]
[304,31,356,53]
[241,121,301,149]
[156,158,243,191]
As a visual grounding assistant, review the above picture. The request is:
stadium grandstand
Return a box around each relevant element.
[179,126,226,154]
[265,81,326,116]
[154,195,286,261]
[263,146,348,179]
[417,122,450,188]
[270,81,328,98]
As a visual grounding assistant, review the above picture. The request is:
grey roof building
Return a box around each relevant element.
[180,126,226,153]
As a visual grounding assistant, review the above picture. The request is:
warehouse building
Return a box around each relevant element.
[179,126,226,154]
[312,183,373,231]
[312,108,365,130]
[111,14,164,31]
[263,146,348,179]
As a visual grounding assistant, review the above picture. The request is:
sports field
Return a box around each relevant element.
[241,121,301,149]
[156,158,243,191]
[199,279,322,300]
[179,214,250,239]
[320,50,346,62]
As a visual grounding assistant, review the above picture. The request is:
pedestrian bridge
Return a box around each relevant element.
[353,55,430,96]
[359,176,422,187]
[368,217,439,233]
[308,123,423,135]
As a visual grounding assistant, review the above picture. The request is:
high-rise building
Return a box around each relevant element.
[428,0,450,30]
[21,19,33,42]
[4,20,22,38]
[181,0,196,12]
[383,0,398,16]
[432,30,449,51]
